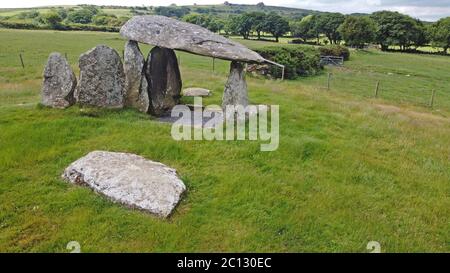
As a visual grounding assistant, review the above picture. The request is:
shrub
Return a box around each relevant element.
[255,46,323,79]
[319,45,350,61]
[0,20,41,30]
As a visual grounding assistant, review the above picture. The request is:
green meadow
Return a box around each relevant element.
[0,29,449,252]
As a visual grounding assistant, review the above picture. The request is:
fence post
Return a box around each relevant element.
[212,57,215,72]
[19,53,25,69]
[327,73,331,90]
[375,81,380,98]
[65,53,68,60]
[429,89,436,108]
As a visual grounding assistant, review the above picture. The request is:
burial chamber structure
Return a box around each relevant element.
[119,15,278,116]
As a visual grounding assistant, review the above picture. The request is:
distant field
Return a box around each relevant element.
[0,29,449,252]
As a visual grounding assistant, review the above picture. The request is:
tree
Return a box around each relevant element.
[430,17,450,54]
[338,16,376,48]
[92,14,118,26]
[290,15,317,43]
[42,11,62,29]
[316,13,345,44]
[228,13,254,39]
[183,14,224,33]
[263,12,290,42]
[411,19,429,49]
[154,6,190,18]
[67,8,97,24]
[371,11,423,51]
[249,12,265,39]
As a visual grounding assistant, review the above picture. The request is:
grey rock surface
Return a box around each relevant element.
[222,61,248,109]
[120,15,266,63]
[41,53,76,108]
[124,40,149,113]
[144,47,182,116]
[182,88,211,97]
[76,45,125,108]
[63,151,186,218]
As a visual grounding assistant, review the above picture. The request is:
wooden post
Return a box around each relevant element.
[65,53,68,60]
[122,50,124,60]
[212,57,215,72]
[19,53,25,69]
[327,72,331,90]
[281,66,285,81]
[178,54,181,65]
[375,81,380,98]
[430,89,436,108]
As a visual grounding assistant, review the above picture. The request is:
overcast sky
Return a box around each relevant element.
[1,0,449,21]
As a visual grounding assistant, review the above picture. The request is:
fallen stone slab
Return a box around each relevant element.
[182,88,211,97]
[41,52,77,108]
[120,15,267,63]
[62,151,186,218]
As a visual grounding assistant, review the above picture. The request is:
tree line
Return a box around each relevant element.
[2,5,449,54]
[181,11,450,54]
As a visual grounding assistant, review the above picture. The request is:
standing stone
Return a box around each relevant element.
[222,61,248,109]
[124,40,149,113]
[144,46,182,116]
[41,53,76,108]
[76,45,125,108]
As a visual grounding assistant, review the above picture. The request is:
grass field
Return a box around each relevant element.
[0,29,449,252]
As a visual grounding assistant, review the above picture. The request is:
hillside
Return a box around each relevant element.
[184,3,320,19]
[0,3,322,20]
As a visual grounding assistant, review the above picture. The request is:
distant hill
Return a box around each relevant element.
[183,3,323,19]
[0,4,325,20]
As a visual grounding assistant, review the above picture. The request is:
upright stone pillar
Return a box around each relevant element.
[222,61,248,110]
[144,47,182,116]
[124,40,149,113]
[41,52,77,109]
[77,45,125,108]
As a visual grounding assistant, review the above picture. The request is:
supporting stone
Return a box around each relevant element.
[76,45,125,108]
[41,53,77,108]
[222,61,248,110]
[144,46,182,116]
[124,40,149,113]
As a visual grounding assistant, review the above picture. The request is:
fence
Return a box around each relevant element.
[320,56,344,66]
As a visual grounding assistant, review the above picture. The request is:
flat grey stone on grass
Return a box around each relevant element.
[182,88,211,97]
[63,151,186,218]
[41,53,76,108]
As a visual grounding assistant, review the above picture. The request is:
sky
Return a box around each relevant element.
[1,0,449,21]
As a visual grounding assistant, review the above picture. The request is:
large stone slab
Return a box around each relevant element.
[63,151,186,218]
[124,40,149,113]
[76,45,125,108]
[222,61,248,109]
[41,53,76,108]
[144,47,182,116]
[120,15,267,63]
